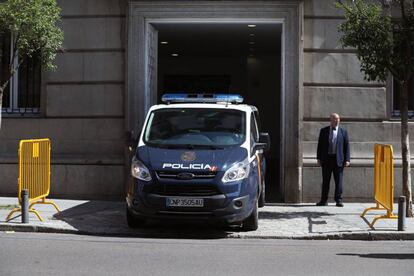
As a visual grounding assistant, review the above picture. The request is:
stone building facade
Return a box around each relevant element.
[0,0,412,202]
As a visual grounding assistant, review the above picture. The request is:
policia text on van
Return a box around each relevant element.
[126,94,270,231]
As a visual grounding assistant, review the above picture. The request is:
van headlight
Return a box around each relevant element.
[131,156,152,181]
[222,159,250,183]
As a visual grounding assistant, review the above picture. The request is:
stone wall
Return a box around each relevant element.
[302,0,413,202]
[0,0,127,199]
[2,0,410,202]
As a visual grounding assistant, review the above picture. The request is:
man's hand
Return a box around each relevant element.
[345,161,350,167]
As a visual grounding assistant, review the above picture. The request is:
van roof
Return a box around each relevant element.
[149,102,257,113]
[161,93,244,104]
[155,93,257,113]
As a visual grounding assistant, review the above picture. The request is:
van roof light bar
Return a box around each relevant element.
[161,93,244,104]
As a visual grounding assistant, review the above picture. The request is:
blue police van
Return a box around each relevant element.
[126,94,270,231]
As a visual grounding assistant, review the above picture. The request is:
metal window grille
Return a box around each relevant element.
[391,76,414,119]
[0,33,41,115]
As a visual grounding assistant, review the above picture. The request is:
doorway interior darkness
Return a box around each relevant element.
[155,23,283,202]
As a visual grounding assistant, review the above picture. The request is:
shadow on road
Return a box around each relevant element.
[338,253,414,260]
[259,211,333,233]
[54,201,234,239]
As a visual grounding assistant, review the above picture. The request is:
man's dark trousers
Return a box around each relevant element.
[321,156,343,203]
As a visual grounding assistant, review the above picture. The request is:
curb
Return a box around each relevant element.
[2,223,414,240]
[0,223,78,235]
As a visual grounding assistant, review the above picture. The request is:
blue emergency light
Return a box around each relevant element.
[161,93,244,104]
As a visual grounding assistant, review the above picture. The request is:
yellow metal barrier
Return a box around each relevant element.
[6,139,61,222]
[361,144,397,228]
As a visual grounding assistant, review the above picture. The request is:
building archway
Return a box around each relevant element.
[127,1,303,202]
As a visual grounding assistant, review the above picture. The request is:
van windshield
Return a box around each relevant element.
[143,108,246,149]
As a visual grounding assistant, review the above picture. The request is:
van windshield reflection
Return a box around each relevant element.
[144,108,246,149]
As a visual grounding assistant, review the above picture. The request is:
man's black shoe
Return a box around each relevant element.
[336,202,344,207]
[316,201,328,206]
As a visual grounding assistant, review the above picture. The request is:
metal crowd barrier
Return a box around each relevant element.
[6,139,61,222]
[361,144,397,228]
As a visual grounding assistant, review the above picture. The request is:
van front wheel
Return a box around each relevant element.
[241,201,258,231]
[126,207,146,228]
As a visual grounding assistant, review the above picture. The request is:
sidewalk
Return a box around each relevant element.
[1,197,413,240]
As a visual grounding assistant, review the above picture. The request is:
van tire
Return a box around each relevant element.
[258,182,265,208]
[126,207,146,228]
[241,201,258,231]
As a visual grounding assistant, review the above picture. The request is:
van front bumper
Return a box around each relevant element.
[126,193,253,224]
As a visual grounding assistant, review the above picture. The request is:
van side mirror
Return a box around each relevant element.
[258,132,271,151]
[252,133,270,153]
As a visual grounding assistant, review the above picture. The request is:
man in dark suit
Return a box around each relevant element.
[316,113,350,207]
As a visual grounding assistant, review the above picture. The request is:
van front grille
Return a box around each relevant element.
[156,170,217,180]
[145,184,221,196]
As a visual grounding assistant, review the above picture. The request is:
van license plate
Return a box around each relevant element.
[166,198,204,207]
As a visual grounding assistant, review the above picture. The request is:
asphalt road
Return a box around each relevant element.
[0,232,413,276]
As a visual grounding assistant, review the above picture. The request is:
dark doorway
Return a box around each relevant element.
[163,75,231,93]
[155,23,283,202]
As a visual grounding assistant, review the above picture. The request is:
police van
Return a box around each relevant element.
[126,94,270,231]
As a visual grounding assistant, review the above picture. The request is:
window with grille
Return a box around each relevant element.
[392,76,414,118]
[0,32,41,114]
